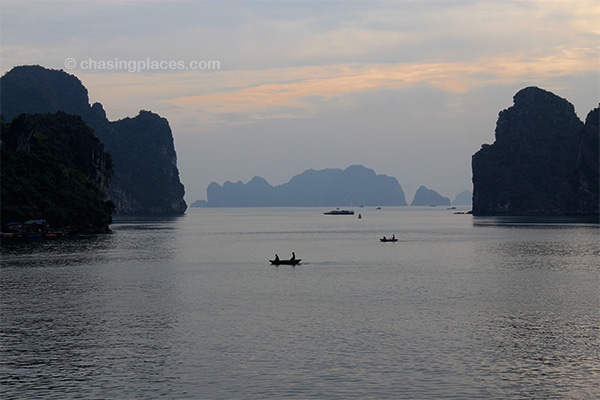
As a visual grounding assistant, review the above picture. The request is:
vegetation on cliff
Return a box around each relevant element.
[1,112,114,232]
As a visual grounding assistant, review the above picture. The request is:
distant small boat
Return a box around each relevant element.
[324,209,354,215]
[380,237,398,242]
[270,258,301,266]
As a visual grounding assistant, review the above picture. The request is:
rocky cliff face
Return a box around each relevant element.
[207,165,407,207]
[99,110,187,214]
[0,65,187,214]
[472,86,598,216]
[565,108,599,214]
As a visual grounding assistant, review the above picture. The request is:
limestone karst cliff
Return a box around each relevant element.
[472,86,598,216]
[0,65,186,214]
[565,108,600,215]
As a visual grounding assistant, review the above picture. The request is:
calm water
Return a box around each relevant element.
[1,207,598,399]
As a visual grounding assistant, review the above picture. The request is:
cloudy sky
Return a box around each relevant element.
[1,0,598,203]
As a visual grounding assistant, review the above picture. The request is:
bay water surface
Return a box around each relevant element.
[1,207,598,399]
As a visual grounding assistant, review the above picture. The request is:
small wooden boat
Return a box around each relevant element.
[380,237,398,242]
[270,258,301,265]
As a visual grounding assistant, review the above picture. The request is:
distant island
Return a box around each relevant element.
[0,65,187,215]
[204,165,408,207]
[472,86,599,216]
[452,190,472,206]
[410,186,451,207]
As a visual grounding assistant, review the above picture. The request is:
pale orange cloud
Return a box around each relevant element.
[167,47,598,123]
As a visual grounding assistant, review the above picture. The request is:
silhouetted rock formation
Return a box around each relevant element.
[1,112,114,232]
[100,110,186,214]
[206,165,407,207]
[410,185,450,206]
[452,190,472,206]
[472,86,598,216]
[0,65,92,120]
[565,108,599,214]
[0,65,186,214]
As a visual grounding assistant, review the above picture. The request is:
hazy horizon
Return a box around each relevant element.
[1,1,598,203]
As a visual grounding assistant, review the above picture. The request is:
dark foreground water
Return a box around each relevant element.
[1,207,598,399]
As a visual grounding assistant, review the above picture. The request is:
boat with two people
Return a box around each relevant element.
[270,252,301,266]
[380,234,398,242]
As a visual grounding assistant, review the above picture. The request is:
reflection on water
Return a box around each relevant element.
[473,214,600,227]
[473,214,598,272]
[1,215,185,268]
[470,216,599,399]
[1,235,114,267]
[1,209,599,399]
[475,309,599,399]
[1,224,186,397]
[482,238,599,271]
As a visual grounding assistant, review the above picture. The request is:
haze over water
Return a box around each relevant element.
[1,207,598,399]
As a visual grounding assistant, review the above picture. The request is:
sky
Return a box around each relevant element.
[1,0,598,204]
